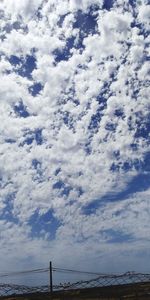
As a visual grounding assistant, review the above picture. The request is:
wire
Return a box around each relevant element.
[53,267,110,276]
[0,266,111,279]
[0,268,49,278]
[1,265,149,279]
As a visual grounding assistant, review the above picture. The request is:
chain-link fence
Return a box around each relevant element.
[0,264,150,298]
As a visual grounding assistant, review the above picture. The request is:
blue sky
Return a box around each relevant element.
[0,0,150,282]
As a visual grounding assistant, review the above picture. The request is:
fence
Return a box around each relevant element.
[0,263,150,298]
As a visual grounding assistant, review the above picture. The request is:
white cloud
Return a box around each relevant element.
[137,4,150,30]
[0,0,149,276]
[2,0,43,19]
[69,0,103,11]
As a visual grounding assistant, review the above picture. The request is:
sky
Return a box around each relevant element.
[0,0,150,284]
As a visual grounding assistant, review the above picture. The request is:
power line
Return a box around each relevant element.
[0,268,49,278]
[53,267,109,276]
[0,266,112,278]
[3,264,150,279]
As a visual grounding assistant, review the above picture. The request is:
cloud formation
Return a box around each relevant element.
[0,0,149,278]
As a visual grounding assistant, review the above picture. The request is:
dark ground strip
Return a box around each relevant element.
[0,282,150,300]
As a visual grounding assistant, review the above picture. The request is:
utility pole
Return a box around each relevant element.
[49,261,53,296]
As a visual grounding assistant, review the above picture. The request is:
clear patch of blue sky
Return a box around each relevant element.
[28,82,43,97]
[9,55,36,79]
[73,10,98,36]
[28,209,60,240]
[103,0,114,10]
[14,101,30,118]
[53,37,75,63]
[129,0,136,6]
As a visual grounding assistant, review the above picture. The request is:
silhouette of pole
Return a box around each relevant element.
[49,261,53,295]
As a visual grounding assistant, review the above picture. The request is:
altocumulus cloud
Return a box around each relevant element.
[0,0,150,277]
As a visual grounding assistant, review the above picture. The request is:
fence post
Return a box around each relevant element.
[49,261,53,295]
